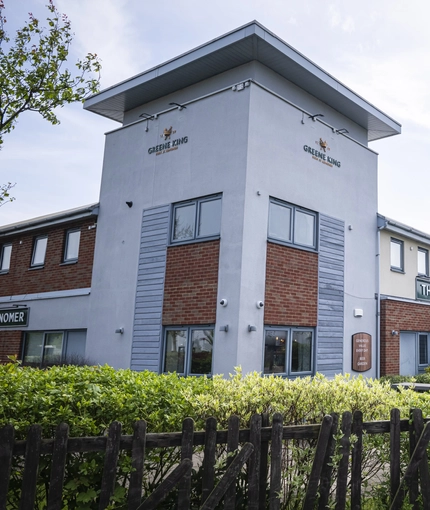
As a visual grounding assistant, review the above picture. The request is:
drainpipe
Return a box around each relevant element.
[376,216,387,379]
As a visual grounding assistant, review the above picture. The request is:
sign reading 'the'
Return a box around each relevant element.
[352,332,371,372]
[416,277,430,302]
[0,308,29,327]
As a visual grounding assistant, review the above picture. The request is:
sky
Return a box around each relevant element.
[1,0,430,232]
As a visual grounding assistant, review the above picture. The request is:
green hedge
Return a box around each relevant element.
[2,363,430,508]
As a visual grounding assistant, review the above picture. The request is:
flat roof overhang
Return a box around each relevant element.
[84,21,401,142]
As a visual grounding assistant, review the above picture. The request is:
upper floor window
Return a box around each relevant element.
[268,199,317,249]
[64,229,81,262]
[31,236,48,267]
[163,326,213,375]
[390,238,404,272]
[264,327,314,376]
[171,195,221,243]
[418,248,429,276]
[0,244,12,272]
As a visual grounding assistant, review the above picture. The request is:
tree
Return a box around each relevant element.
[0,182,15,206]
[0,0,101,147]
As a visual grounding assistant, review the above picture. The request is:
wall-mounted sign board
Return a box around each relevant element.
[352,332,371,372]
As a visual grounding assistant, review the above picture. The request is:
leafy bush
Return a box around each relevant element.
[1,363,430,508]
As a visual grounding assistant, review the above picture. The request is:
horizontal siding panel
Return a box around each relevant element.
[132,205,169,372]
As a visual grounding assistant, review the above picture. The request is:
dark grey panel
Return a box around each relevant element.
[316,215,345,376]
[131,205,170,371]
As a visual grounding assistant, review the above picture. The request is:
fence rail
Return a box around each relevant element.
[1,409,429,509]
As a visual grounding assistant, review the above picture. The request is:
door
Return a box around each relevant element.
[399,332,416,376]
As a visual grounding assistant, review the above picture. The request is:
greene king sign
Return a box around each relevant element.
[0,308,29,327]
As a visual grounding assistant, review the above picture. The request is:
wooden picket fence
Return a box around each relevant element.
[1,408,430,509]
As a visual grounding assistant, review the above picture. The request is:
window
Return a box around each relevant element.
[419,334,429,366]
[64,229,81,262]
[163,326,213,375]
[418,248,429,276]
[0,244,12,272]
[390,238,404,272]
[31,236,48,267]
[22,330,86,367]
[171,196,221,243]
[264,327,313,376]
[268,199,317,249]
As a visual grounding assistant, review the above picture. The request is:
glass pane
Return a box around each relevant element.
[390,240,402,269]
[418,250,428,275]
[43,333,63,365]
[190,329,213,374]
[419,334,428,365]
[1,245,12,271]
[164,330,187,373]
[65,231,81,261]
[64,331,87,364]
[23,332,44,365]
[32,237,48,266]
[291,331,312,373]
[294,210,315,247]
[173,204,196,241]
[198,199,221,237]
[268,203,291,242]
[264,330,287,373]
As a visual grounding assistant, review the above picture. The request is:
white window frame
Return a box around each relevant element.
[263,326,314,377]
[31,235,48,267]
[268,198,317,250]
[390,238,404,272]
[64,229,81,262]
[0,244,12,272]
[418,248,429,277]
[162,326,214,376]
[171,195,221,244]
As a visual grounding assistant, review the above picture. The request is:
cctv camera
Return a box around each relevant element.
[220,299,228,307]
[257,301,264,309]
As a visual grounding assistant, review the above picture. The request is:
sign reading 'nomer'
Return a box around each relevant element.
[0,308,29,327]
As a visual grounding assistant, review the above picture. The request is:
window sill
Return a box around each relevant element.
[390,267,405,274]
[169,235,220,247]
[267,238,318,254]
[60,260,78,266]
[28,265,44,271]
[0,270,9,275]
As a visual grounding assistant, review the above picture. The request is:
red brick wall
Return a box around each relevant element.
[162,241,219,325]
[0,330,22,363]
[380,299,430,375]
[0,219,96,297]
[264,242,318,326]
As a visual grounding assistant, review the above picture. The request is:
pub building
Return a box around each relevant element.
[5,21,425,378]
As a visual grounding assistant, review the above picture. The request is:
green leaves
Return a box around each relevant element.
[0,1,101,146]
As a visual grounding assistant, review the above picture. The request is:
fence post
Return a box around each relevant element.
[0,424,14,510]
[128,420,147,510]
[269,413,283,510]
[318,413,339,510]
[201,417,217,505]
[248,414,262,510]
[259,413,270,510]
[412,408,430,508]
[335,411,352,510]
[19,424,42,510]
[351,410,363,510]
[47,423,69,510]
[177,417,194,510]
[390,408,401,505]
[225,415,240,509]
[99,421,122,510]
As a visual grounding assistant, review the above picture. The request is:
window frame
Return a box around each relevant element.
[418,247,429,277]
[263,326,314,377]
[170,195,222,245]
[390,237,404,272]
[0,244,12,273]
[31,235,48,268]
[162,325,214,376]
[268,198,317,250]
[63,228,81,263]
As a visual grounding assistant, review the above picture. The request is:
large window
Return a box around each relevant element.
[64,229,81,262]
[264,327,313,376]
[22,330,87,367]
[163,326,213,375]
[31,235,48,267]
[0,244,12,272]
[418,248,429,276]
[171,195,221,243]
[390,238,404,272]
[268,199,317,249]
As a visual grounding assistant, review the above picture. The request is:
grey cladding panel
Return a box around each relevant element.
[131,205,170,371]
[317,214,345,376]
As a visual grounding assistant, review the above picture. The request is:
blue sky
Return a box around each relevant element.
[2,0,430,232]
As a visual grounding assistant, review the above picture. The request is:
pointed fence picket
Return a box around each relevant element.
[0,409,429,509]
